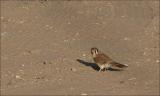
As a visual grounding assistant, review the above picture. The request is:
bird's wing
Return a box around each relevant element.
[110,62,128,68]
[93,53,113,64]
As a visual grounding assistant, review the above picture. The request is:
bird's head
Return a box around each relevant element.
[91,47,99,57]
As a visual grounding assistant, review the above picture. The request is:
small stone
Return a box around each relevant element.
[124,37,130,41]
[27,50,32,54]
[16,75,21,79]
[22,6,29,10]
[128,77,136,80]
[75,32,79,36]
[15,75,24,80]
[143,52,146,55]
[64,39,69,42]
[145,48,148,50]
[23,50,32,55]
[0,16,4,20]
[21,64,25,67]
[43,61,47,65]
[45,25,49,27]
[121,15,126,18]
[49,26,53,29]
[1,32,7,36]
[19,69,24,72]
[70,68,77,72]
[82,54,86,57]
[120,80,125,84]
[67,22,71,24]
[95,22,100,25]
[156,59,160,63]
[35,76,45,79]
[81,93,88,95]
[19,20,25,24]
[134,82,137,85]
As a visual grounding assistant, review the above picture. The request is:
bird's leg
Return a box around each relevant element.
[106,67,110,71]
[99,68,102,72]
[105,64,111,71]
[103,68,106,72]
[99,65,105,72]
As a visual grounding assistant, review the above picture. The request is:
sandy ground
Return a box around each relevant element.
[1,0,159,95]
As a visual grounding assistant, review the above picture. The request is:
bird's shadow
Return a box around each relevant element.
[76,59,122,71]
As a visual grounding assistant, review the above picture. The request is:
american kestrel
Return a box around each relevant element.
[91,47,128,72]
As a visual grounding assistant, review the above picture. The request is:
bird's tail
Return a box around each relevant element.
[110,62,128,68]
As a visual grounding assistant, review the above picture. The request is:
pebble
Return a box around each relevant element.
[70,68,77,72]
[43,61,47,65]
[16,75,21,79]
[128,77,136,81]
[156,59,160,63]
[1,32,7,36]
[67,22,71,24]
[19,20,25,24]
[15,75,24,80]
[124,37,130,41]
[121,15,126,18]
[0,16,4,20]
[134,82,137,85]
[27,50,32,54]
[19,70,24,72]
[143,52,146,55]
[64,39,69,42]
[82,54,86,57]
[35,76,45,79]
[75,32,79,36]
[21,64,25,67]
[81,93,88,95]
[45,25,49,27]
[120,80,125,84]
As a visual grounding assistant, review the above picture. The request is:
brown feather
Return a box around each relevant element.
[110,62,128,68]
[93,53,113,65]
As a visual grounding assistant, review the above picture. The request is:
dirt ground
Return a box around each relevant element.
[1,0,159,95]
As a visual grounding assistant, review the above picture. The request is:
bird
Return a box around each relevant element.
[91,47,128,72]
